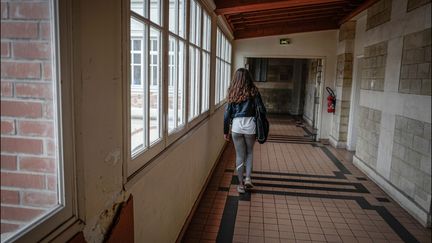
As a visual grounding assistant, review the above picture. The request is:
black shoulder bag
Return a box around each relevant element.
[254,95,269,144]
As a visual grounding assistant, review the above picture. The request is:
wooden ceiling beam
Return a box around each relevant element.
[229,9,343,25]
[226,2,345,20]
[233,14,341,29]
[215,0,347,15]
[228,5,344,22]
[234,20,338,39]
[339,0,379,25]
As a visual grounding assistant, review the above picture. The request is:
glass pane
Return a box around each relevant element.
[133,65,141,85]
[131,0,147,18]
[189,0,196,45]
[216,29,221,57]
[178,41,185,126]
[168,36,177,132]
[203,13,210,51]
[221,60,225,100]
[133,53,141,64]
[201,52,210,112]
[0,1,62,240]
[150,0,161,25]
[133,39,141,50]
[227,43,232,63]
[179,0,185,38]
[189,47,200,120]
[189,47,195,120]
[169,0,177,33]
[149,27,161,144]
[215,60,220,104]
[195,3,201,46]
[131,19,146,153]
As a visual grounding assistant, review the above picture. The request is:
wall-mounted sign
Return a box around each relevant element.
[279,38,291,45]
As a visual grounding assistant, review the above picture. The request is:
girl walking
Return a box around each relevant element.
[223,68,267,193]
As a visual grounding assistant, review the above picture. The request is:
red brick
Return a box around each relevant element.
[18,120,54,137]
[1,205,45,221]
[22,191,57,207]
[1,190,20,204]
[1,100,43,118]
[1,223,21,234]
[43,102,54,119]
[0,81,13,97]
[47,175,57,191]
[1,137,44,154]
[9,2,49,20]
[0,2,8,19]
[1,119,15,135]
[15,83,53,100]
[45,139,56,156]
[40,22,51,40]
[1,41,10,57]
[1,172,46,189]
[0,22,38,39]
[42,62,52,80]
[19,156,56,173]
[13,42,51,60]
[1,155,17,170]
[1,61,41,79]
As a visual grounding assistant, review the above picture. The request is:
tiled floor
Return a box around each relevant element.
[181,117,431,243]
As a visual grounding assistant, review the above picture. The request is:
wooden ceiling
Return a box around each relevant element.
[214,0,377,39]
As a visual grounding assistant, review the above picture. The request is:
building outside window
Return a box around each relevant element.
[215,27,232,105]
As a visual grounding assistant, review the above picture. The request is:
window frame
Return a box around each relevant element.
[4,0,82,242]
[128,3,165,175]
[214,26,232,109]
[125,0,216,178]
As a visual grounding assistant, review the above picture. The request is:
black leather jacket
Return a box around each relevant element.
[223,93,266,134]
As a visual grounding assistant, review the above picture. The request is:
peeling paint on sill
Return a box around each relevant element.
[83,190,130,243]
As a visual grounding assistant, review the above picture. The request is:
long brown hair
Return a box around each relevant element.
[227,68,258,103]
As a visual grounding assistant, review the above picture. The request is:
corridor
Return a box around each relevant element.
[181,117,431,243]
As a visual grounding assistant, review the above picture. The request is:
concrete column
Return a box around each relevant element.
[330,21,356,148]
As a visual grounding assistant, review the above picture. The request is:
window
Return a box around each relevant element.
[215,28,232,105]
[189,0,211,120]
[0,0,75,241]
[168,0,186,133]
[129,0,213,174]
[130,0,163,158]
[201,12,211,113]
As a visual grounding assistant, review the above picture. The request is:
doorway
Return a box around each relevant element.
[245,57,324,138]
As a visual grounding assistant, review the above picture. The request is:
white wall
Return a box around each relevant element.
[129,111,225,242]
[233,30,338,139]
[350,0,431,227]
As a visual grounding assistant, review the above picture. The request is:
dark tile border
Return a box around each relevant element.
[216,196,238,243]
[320,146,352,174]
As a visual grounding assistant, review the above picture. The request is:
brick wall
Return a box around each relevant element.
[355,106,382,168]
[366,0,392,30]
[1,0,58,235]
[399,28,431,95]
[361,41,388,91]
[391,115,431,211]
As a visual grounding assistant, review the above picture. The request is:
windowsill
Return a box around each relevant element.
[125,108,222,189]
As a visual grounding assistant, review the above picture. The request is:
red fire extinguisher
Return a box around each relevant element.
[326,87,336,113]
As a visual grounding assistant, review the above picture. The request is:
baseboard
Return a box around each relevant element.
[353,155,431,228]
[175,142,228,243]
[329,135,347,148]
